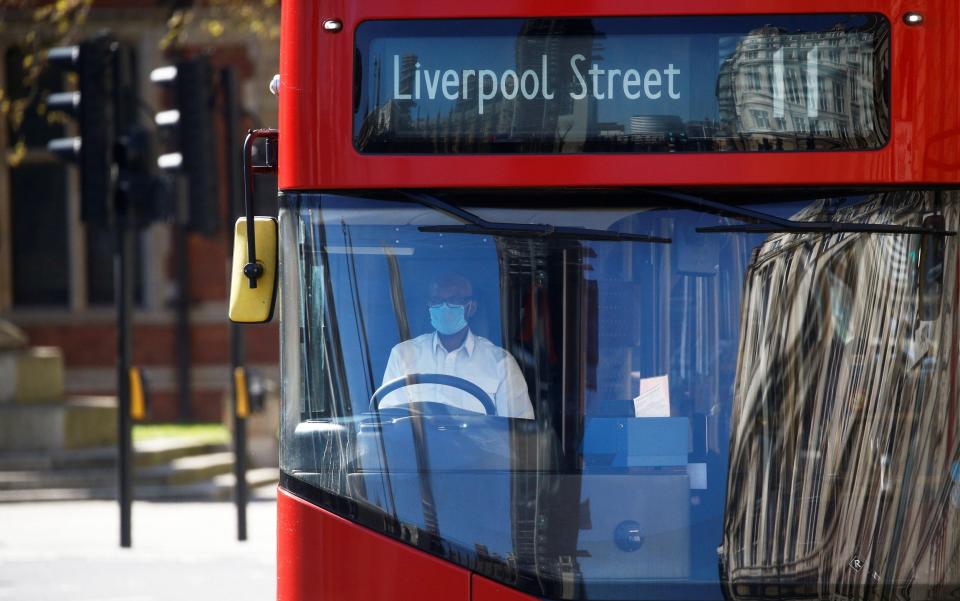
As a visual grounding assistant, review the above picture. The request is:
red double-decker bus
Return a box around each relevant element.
[231,1,960,599]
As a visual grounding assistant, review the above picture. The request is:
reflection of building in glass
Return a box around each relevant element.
[629,114,684,148]
[436,18,602,153]
[357,53,419,148]
[720,194,960,600]
[514,19,600,152]
[357,20,602,153]
[717,21,888,151]
[355,18,889,154]
[596,122,625,139]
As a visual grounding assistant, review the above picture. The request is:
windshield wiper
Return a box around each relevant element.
[405,192,671,243]
[640,189,956,236]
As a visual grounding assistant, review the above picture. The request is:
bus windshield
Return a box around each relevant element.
[278,190,960,600]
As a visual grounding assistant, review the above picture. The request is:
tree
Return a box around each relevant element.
[0,0,280,166]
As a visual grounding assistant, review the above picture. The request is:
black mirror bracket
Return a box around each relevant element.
[242,128,279,288]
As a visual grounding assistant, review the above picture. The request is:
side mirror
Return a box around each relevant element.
[229,217,278,323]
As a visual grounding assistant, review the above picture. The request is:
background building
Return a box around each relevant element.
[0,1,281,421]
[716,22,886,151]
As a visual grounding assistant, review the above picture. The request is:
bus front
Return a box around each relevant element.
[254,2,960,599]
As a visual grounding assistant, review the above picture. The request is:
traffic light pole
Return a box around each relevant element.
[222,66,248,541]
[113,41,136,549]
[115,195,134,549]
[47,36,150,549]
[150,55,220,422]
[174,204,192,421]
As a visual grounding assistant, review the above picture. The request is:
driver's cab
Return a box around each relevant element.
[276,189,746,597]
[287,193,555,559]
[347,266,542,552]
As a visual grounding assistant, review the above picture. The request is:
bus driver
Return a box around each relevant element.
[380,273,535,419]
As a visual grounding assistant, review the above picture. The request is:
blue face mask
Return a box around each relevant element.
[429,303,468,336]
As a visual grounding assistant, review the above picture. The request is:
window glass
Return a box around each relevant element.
[354,15,890,153]
[6,47,70,306]
[10,164,69,306]
[280,190,960,599]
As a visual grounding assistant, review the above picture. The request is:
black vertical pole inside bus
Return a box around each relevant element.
[222,66,248,541]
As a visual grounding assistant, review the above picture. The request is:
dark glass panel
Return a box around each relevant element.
[280,190,959,600]
[354,15,889,154]
[10,164,69,306]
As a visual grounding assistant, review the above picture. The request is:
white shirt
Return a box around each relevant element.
[381,330,534,419]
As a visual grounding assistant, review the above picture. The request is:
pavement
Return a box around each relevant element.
[0,493,277,601]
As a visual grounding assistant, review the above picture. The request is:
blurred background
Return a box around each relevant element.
[0,1,282,598]
[0,0,279,501]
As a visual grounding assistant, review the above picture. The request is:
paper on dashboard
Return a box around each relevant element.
[633,375,671,417]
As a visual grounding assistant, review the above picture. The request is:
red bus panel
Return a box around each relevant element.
[277,489,471,601]
[472,575,540,601]
[278,0,960,189]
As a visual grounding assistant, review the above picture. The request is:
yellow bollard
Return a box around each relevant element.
[233,366,250,419]
[129,367,146,421]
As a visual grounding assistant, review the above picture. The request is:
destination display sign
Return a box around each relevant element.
[353,15,889,154]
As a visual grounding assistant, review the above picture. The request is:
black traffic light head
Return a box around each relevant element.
[46,35,116,225]
[151,56,220,235]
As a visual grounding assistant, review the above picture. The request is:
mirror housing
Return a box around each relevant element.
[229,217,278,323]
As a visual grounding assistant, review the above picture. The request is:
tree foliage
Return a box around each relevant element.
[0,0,280,166]
[162,0,280,50]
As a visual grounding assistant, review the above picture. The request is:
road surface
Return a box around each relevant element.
[0,496,276,601]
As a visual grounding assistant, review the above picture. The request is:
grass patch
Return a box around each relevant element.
[133,423,230,444]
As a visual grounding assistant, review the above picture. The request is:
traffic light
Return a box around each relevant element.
[150,56,220,234]
[45,35,116,224]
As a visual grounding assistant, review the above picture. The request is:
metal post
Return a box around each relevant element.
[111,38,135,550]
[115,195,134,549]
[174,217,191,420]
[222,66,248,541]
[233,373,249,542]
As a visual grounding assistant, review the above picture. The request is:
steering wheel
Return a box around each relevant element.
[369,373,496,415]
